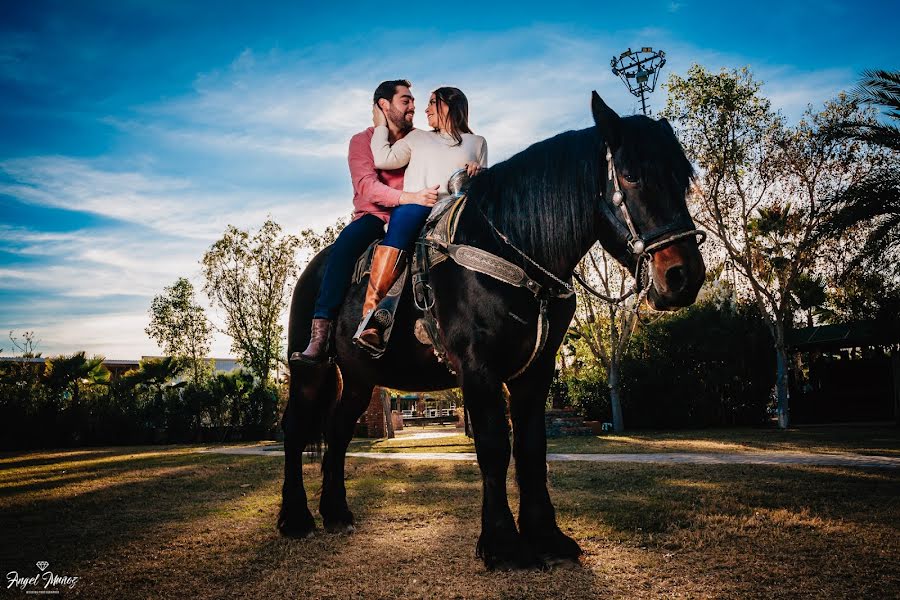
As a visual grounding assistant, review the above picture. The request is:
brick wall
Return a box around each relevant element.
[362,387,389,438]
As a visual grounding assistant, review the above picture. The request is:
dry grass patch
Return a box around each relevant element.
[1,446,897,599]
[347,425,900,457]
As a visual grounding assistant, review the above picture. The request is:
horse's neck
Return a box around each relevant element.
[528,178,601,280]
[473,130,604,279]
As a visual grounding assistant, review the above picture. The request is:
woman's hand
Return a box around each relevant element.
[465,162,483,177]
[400,185,439,207]
[372,104,387,127]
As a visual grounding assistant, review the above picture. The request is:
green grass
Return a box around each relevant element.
[347,425,900,456]
[1,444,897,599]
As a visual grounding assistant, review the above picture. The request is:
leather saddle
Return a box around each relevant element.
[348,168,562,377]
[350,179,468,355]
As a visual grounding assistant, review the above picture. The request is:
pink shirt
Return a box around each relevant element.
[348,127,405,223]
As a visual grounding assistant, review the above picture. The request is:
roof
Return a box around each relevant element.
[786,320,900,351]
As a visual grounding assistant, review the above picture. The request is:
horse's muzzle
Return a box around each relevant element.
[646,240,706,310]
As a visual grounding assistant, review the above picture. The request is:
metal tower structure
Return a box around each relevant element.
[610,47,666,115]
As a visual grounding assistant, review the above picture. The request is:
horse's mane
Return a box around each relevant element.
[466,127,605,274]
[466,118,694,274]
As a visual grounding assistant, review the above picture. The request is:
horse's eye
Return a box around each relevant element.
[622,170,640,184]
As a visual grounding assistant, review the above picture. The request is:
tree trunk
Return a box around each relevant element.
[775,342,790,429]
[608,360,625,433]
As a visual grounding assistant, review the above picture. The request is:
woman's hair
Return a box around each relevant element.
[432,86,472,145]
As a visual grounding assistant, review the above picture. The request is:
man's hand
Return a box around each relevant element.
[464,162,483,177]
[400,185,440,207]
[372,104,387,127]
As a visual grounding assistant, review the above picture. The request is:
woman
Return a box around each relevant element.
[354,86,488,355]
[291,79,439,366]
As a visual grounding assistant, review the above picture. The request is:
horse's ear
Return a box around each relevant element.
[591,91,621,147]
[658,116,675,135]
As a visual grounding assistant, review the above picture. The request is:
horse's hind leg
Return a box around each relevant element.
[319,380,374,533]
[507,358,583,563]
[277,363,338,538]
[464,367,543,570]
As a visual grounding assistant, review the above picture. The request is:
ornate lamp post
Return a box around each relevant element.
[610,47,666,115]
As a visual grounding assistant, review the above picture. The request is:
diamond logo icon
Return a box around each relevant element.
[36,561,49,572]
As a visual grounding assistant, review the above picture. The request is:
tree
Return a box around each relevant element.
[820,270,900,325]
[145,277,212,385]
[0,330,42,389]
[819,69,900,275]
[201,218,299,434]
[0,332,46,448]
[298,217,347,255]
[569,246,644,432]
[205,369,255,435]
[121,357,186,433]
[43,352,110,410]
[662,65,883,428]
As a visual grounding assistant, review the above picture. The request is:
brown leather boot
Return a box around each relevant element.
[353,245,406,353]
[290,318,333,365]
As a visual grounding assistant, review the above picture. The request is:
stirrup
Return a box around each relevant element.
[352,309,391,358]
[289,350,334,366]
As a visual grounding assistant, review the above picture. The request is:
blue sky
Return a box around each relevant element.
[2,1,898,359]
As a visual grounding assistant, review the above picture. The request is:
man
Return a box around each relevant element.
[291,79,439,364]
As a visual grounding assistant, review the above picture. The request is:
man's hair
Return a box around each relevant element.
[373,79,411,105]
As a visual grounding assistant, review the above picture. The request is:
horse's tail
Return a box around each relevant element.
[285,245,338,457]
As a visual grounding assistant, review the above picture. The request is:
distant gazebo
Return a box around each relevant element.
[787,320,900,424]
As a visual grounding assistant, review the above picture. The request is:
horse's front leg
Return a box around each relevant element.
[464,368,543,570]
[508,357,583,563]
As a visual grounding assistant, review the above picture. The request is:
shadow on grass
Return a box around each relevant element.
[4,447,898,599]
[0,449,122,470]
[210,460,606,600]
[545,426,900,456]
[0,450,286,572]
[0,449,214,500]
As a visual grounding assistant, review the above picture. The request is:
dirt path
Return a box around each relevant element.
[204,444,900,469]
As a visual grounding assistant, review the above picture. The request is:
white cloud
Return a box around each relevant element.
[758,66,855,120]
[1,25,861,358]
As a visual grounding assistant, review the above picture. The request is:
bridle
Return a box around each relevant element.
[572,145,706,305]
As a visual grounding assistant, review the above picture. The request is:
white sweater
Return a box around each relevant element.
[370,126,488,200]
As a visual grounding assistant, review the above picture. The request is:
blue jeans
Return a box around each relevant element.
[382,203,432,251]
[313,214,386,320]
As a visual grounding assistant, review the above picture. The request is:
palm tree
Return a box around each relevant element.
[121,357,186,435]
[43,352,111,408]
[206,369,254,440]
[122,357,185,402]
[821,69,900,274]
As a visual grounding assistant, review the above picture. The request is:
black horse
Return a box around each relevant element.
[278,92,706,569]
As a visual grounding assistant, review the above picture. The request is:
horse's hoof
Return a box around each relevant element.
[324,520,355,534]
[320,502,355,532]
[476,528,545,571]
[523,527,583,564]
[277,506,316,539]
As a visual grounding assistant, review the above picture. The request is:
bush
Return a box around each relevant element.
[619,299,775,428]
[0,358,284,449]
[558,367,611,422]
